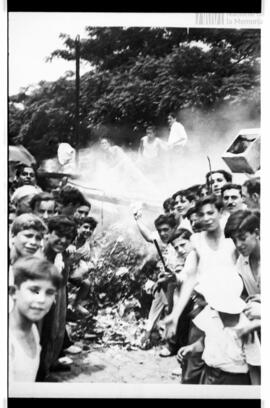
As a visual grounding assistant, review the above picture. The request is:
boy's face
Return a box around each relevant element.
[156,223,175,244]
[208,172,227,196]
[189,213,203,233]
[146,127,155,139]
[241,186,258,209]
[232,231,259,257]
[35,200,56,220]
[222,188,243,213]
[174,195,192,217]
[168,115,175,127]
[74,205,90,221]
[197,203,221,232]
[12,279,57,322]
[18,167,36,186]
[47,230,73,253]
[77,222,95,239]
[12,228,43,257]
[171,236,192,259]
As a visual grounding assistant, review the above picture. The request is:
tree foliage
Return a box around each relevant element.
[9,27,260,162]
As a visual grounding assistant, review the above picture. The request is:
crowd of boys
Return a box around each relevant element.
[8,137,261,385]
[133,169,261,385]
[9,162,99,382]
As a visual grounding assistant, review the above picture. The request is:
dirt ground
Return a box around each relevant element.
[49,343,182,383]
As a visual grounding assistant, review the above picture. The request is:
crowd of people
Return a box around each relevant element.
[8,114,261,386]
[133,168,261,385]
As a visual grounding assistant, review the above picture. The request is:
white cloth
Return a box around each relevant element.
[190,231,240,296]
[9,323,41,382]
[168,121,188,147]
[236,255,260,296]
[57,143,76,173]
[193,305,249,373]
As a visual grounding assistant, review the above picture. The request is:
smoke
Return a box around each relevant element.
[42,100,260,238]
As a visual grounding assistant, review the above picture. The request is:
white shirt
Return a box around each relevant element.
[140,136,163,159]
[9,323,41,382]
[193,305,249,373]
[57,143,76,172]
[190,231,240,296]
[168,121,188,147]
[236,255,260,296]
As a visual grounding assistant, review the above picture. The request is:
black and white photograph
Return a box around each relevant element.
[3,8,267,402]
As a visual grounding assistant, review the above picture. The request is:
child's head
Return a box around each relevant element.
[224,209,260,257]
[10,256,62,322]
[11,213,47,258]
[46,215,77,253]
[205,169,232,197]
[172,189,196,218]
[154,214,177,244]
[30,192,57,221]
[77,216,98,240]
[195,195,223,232]
[169,228,192,259]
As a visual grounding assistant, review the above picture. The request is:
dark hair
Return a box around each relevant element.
[197,184,209,197]
[11,213,47,236]
[224,210,260,239]
[12,256,63,289]
[172,189,196,203]
[77,216,98,229]
[15,163,36,178]
[195,194,224,213]
[168,228,192,244]
[163,197,174,212]
[243,177,260,196]
[168,112,177,119]
[206,170,232,187]
[47,215,77,241]
[221,183,242,196]
[30,192,56,212]
[185,184,202,198]
[60,186,89,208]
[154,214,177,229]
[185,206,198,219]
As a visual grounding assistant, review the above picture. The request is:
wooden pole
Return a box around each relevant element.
[75,35,80,169]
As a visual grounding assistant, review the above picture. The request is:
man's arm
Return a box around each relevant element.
[163,249,198,338]
[133,209,154,243]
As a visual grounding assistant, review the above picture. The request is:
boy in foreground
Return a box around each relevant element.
[9,256,62,383]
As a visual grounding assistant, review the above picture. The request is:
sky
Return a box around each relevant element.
[8,12,200,96]
[8,13,98,95]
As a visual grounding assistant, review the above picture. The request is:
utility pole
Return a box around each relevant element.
[75,35,80,169]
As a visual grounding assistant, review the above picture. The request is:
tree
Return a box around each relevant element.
[9,28,260,161]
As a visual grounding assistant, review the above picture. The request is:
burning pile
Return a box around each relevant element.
[68,223,160,347]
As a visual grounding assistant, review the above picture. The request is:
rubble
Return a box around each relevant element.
[67,224,161,348]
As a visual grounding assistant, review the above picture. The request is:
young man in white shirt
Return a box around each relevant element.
[167,112,188,151]
[163,194,241,382]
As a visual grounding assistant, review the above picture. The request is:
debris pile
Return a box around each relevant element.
[68,223,161,348]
